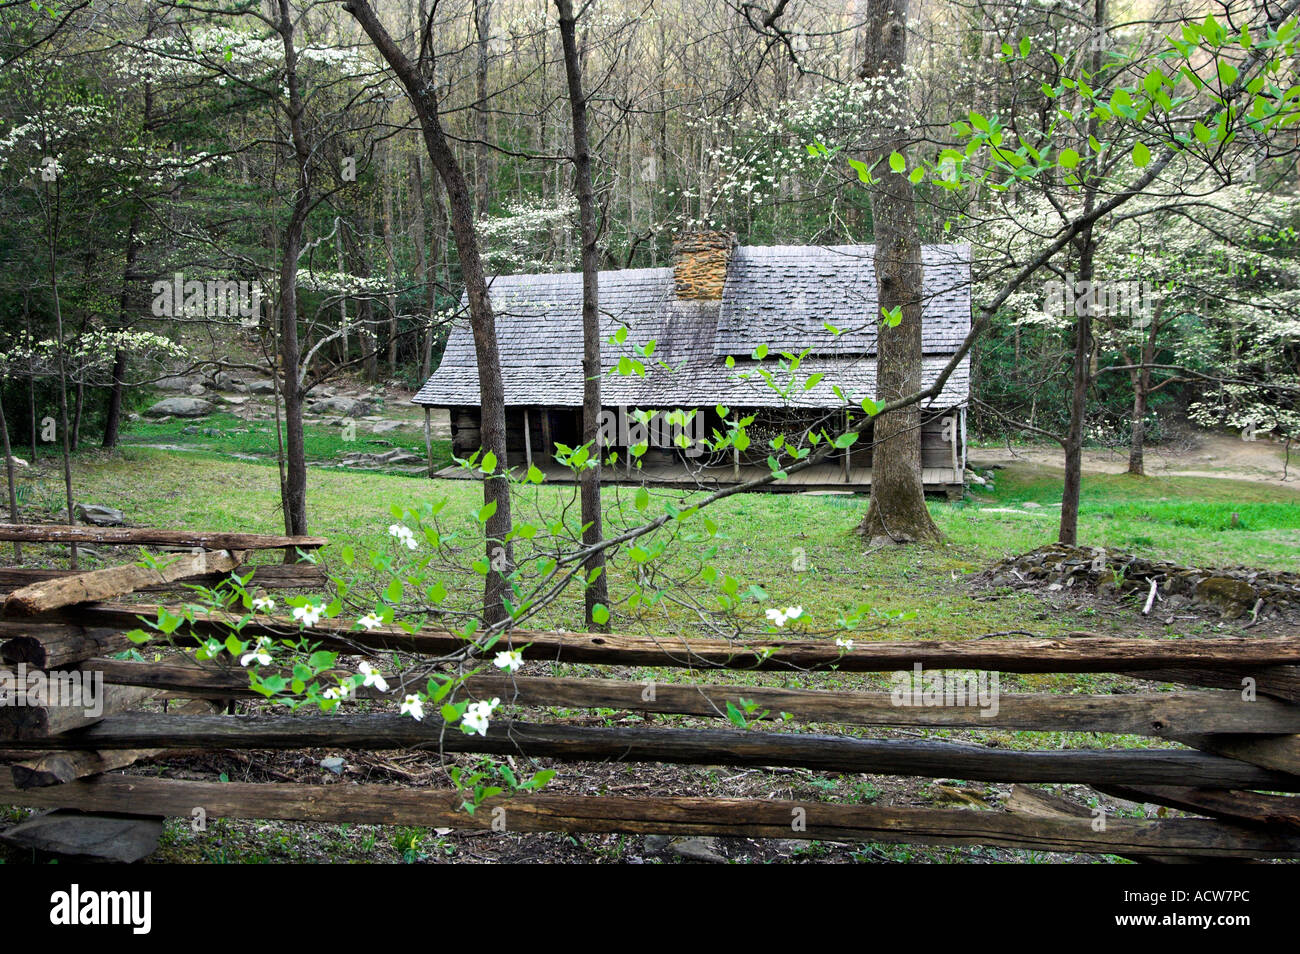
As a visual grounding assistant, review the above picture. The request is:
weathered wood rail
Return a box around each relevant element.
[1,523,1298,863]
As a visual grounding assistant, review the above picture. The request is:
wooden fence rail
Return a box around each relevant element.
[0,525,1298,863]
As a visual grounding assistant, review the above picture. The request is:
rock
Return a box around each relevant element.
[221,394,249,405]
[4,455,28,469]
[0,810,163,863]
[319,757,346,775]
[1194,577,1257,618]
[370,420,403,434]
[247,378,276,394]
[213,371,245,390]
[75,503,126,527]
[186,383,207,396]
[155,374,198,391]
[644,834,672,853]
[338,449,422,468]
[146,397,214,418]
[1022,501,1042,509]
[309,396,371,417]
[668,837,728,863]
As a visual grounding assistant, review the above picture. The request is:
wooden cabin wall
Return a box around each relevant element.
[448,404,966,479]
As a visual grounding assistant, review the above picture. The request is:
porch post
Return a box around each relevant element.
[842,408,851,483]
[523,406,533,469]
[424,408,433,477]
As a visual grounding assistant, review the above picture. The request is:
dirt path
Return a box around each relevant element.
[970,432,1296,485]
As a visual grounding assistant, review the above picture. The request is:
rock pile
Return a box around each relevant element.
[980,544,1300,620]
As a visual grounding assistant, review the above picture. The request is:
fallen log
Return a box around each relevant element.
[0,563,327,596]
[0,624,132,669]
[1174,732,1300,776]
[0,685,159,741]
[49,666,1300,738]
[3,549,245,616]
[0,523,327,551]
[1005,784,1208,864]
[10,748,164,789]
[9,712,1299,790]
[1096,783,1300,833]
[461,674,1300,737]
[1135,667,1300,705]
[0,774,1295,859]
[47,603,1300,674]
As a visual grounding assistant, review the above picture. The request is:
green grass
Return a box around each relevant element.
[113,411,450,469]
[12,447,1295,638]
[945,466,1300,569]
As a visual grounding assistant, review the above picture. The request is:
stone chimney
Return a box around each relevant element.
[671,230,735,300]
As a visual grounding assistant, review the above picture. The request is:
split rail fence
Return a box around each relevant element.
[1,522,1299,861]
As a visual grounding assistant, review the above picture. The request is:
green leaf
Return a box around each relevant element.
[847,157,873,184]
[1058,148,1080,169]
[477,500,497,523]
[1018,36,1031,57]
[725,701,748,728]
[385,578,403,602]
[908,166,925,184]
[635,486,650,510]
[591,603,610,625]
[1132,141,1151,167]
[888,151,906,173]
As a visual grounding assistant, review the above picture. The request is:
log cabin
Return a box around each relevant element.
[414,232,971,494]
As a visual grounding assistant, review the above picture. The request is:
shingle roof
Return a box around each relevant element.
[716,244,971,356]
[413,244,971,410]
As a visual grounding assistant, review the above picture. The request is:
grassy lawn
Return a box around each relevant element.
[11,445,1295,638]
[107,411,452,469]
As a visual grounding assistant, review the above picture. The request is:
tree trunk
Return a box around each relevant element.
[556,0,609,631]
[275,0,311,539]
[1127,369,1147,476]
[25,303,37,465]
[381,148,399,373]
[70,381,83,453]
[342,216,379,382]
[101,348,128,450]
[346,0,515,625]
[473,0,493,216]
[0,385,21,563]
[1058,0,1107,546]
[409,155,432,379]
[855,0,940,545]
[1060,228,1094,546]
